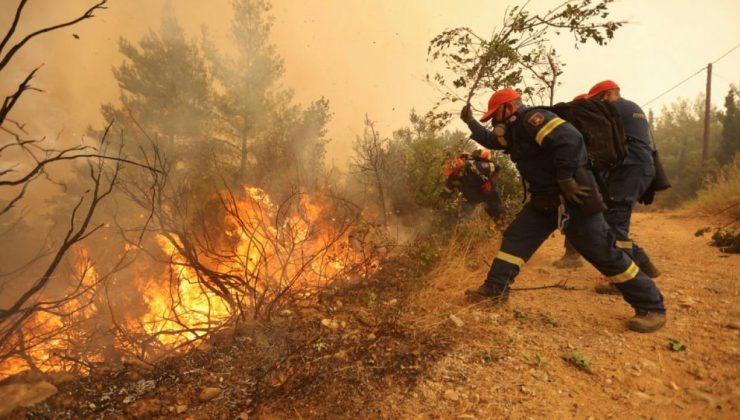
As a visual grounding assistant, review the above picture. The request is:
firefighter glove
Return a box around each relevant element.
[460,104,474,124]
[558,178,592,205]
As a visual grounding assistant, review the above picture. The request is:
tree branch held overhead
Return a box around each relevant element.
[427,0,625,109]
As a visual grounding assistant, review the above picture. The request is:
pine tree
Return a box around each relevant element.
[717,85,740,166]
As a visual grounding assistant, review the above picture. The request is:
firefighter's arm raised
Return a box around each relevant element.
[461,105,507,150]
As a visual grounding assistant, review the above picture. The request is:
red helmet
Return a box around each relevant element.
[573,93,589,100]
[442,157,465,176]
[480,88,521,123]
[587,80,620,98]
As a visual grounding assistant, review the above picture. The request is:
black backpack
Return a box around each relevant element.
[542,99,628,171]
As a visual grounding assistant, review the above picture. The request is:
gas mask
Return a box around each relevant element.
[493,124,508,146]
[491,105,516,147]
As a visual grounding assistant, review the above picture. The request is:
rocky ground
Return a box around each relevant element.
[3,211,738,419]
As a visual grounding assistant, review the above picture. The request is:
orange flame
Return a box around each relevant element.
[0,188,379,379]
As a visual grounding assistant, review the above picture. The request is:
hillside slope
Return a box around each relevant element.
[9,211,739,419]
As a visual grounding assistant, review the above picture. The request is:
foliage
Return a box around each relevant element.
[101,9,220,197]
[424,0,620,224]
[651,94,722,207]
[347,110,526,231]
[694,223,739,254]
[539,311,559,327]
[250,98,331,195]
[205,0,284,185]
[716,85,740,166]
[351,117,391,225]
[347,111,463,225]
[102,0,330,200]
[562,351,592,374]
[709,226,740,254]
[530,354,548,368]
[686,155,740,220]
[387,111,469,212]
[668,338,687,352]
[204,0,330,195]
[427,0,624,108]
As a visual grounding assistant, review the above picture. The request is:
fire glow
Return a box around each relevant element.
[1,187,378,379]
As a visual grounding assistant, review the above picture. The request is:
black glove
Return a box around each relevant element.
[460,104,474,124]
[638,185,656,205]
[558,178,592,205]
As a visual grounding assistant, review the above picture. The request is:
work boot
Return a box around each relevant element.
[465,283,508,303]
[552,254,584,269]
[638,260,661,278]
[594,282,621,295]
[627,311,666,333]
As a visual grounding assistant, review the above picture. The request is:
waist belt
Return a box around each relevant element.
[529,192,561,213]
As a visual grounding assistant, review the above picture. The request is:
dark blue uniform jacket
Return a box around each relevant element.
[466,107,588,194]
[612,98,654,166]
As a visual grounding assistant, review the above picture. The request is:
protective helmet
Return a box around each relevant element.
[480,88,521,123]
[442,157,465,176]
[587,80,620,98]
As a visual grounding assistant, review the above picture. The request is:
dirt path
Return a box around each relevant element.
[378,211,740,419]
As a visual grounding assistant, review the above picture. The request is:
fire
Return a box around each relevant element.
[0,250,100,378]
[138,234,232,347]
[0,188,379,379]
[136,187,373,348]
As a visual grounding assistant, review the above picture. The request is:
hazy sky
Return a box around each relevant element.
[1,0,738,160]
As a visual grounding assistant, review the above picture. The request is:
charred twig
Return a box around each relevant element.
[0,1,107,72]
[511,279,581,291]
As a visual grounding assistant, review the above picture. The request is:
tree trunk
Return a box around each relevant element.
[237,121,249,183]
[374,170,387,227]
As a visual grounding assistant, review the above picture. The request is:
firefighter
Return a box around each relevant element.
[459,88,666,333]
[437,150,506,222]
[587,80,661,295]
[552,93,591,269]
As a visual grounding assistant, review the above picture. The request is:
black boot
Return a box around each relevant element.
[594,282,621,295]
[465,283,509,303]
[627,311,666,333]
[553,253,584,269]
[638,260,661,278]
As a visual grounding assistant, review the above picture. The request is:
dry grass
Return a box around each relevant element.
[408,218,499,325]
[686,155,740,219]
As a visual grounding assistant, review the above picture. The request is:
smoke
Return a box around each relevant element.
[0,0,465,171]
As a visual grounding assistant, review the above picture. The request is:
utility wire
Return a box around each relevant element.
[642,42,740,107]
[713,72,733,83]
[711,42,740,64]
[642,68,704,107]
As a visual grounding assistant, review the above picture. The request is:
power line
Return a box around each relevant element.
[713,72,733,83]
[641,68,704,107]
[711,42,740,64]
[641,42,740,107]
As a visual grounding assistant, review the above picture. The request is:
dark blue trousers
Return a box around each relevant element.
[604,163,655,265]
[485,202,665,313]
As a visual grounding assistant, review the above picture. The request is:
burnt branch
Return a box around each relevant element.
[0,65,42,126]
[0,0,27,57]
[0,1,107,72]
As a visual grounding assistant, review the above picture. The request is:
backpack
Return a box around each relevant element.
[542,99,628,171]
